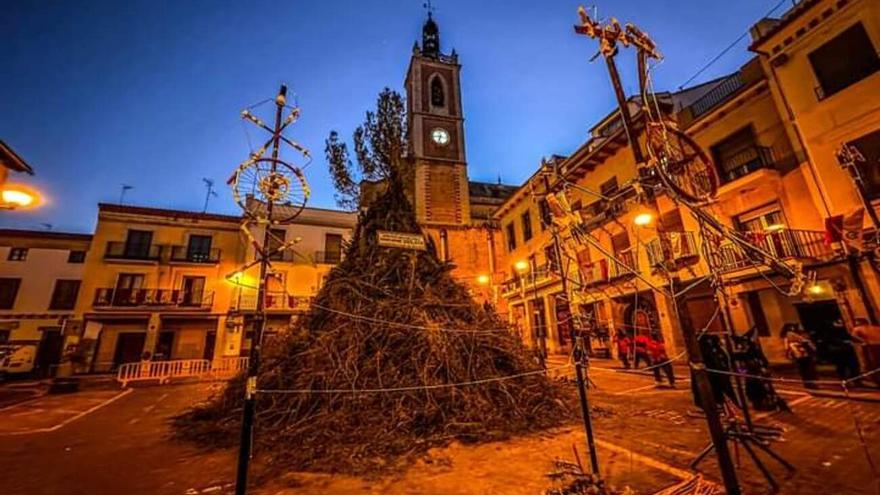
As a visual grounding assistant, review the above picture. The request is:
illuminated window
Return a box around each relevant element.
[8,247,27,261]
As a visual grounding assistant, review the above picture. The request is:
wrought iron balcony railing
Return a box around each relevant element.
[230,291,312,312]
[169,246,221,264]
[314,251,343,264]
[608,249,639,281]
[93,288,214,309]
[690,73,745,118]
[646,232,700,271]
[718,146,775,184]
[104,242,163,261]
[713,229,833,272]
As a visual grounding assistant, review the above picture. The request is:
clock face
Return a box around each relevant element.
[431,128,450,146]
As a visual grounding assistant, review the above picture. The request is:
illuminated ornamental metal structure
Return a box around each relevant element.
[536,7,817,495]
[227,84,310,495]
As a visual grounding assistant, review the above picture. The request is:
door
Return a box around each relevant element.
[35,328,64,378]
[124,230,153,258]
[114,273,145,305]
[113,332,146,369]
[203,331,216,361]
[181,276,206,306]
[530,298,548,356]
[795,301,846,363]
[154,331,175,360]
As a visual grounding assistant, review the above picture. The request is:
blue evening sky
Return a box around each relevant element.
[0,0,785,233]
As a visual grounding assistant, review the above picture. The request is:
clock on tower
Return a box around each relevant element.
[405,12,471,226]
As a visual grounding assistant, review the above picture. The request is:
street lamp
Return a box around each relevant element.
[633,209,654,227]
[514,259,529,273]
[0,183,41,210]
[476,274,490,285]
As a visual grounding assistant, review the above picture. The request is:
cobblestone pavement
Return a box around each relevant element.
[581,358,880,495]
[1,364,878,494]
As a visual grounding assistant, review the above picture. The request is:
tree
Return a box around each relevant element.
[325,87,409,209]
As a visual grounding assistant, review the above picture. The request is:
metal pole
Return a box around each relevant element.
[604,49,741,495]
[675,279,741,495]
[574,335,600,474]
[235,84,287,495]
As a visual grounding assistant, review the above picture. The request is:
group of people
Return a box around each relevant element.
[614,328,676,388]
[783,318,880,389]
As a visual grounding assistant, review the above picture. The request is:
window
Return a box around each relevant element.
[186,235,213,262]
[437,230,449,261]
[268,228,286,261]
[599,177,619,197]
[736,204,784,232]
[324,233,343,263]
[848,129,880,200]
[521,211,533,242]
[67,250,86,263]
[430,75,445,108]
[611,231,631,254]
[0,278,21,309]
[809,23,880,99]
[124,230,153,258]
[49,280,81,310]
[505,223,517,252]
[181,276,206,307]
[658,209,685,232]
[710,126,769,182]
[8,248,27,261]
[544,245,560,273]
[538,199,552,230]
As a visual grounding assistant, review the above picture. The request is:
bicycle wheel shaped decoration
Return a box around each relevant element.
[232,157,310,223]
[646,122,718,204]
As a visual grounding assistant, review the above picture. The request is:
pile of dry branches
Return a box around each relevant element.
[174,180,574,475]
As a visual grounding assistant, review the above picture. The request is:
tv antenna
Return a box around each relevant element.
[202,178,218,213]
[119,184,133,205]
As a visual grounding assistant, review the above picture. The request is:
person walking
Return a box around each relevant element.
[783,323,818,389]
[633,331,651,369]
[829,318,862,385]
[615,329,631,369]
[648,335,675,387]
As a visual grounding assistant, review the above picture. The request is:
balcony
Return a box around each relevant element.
[713,229,833,272]
[608,249,639,281]
[230,291,312,312]
[168,246,221,264]
[314,251,342,264]
[581,260,610,287]
[646,232,700,272]
[93,288,214,309]
[104,242,163,261]
[718,146,775,184]
[690,73,745,118]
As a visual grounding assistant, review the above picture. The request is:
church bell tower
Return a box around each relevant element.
[405,13,471,226]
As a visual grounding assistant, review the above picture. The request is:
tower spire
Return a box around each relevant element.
[421,1,440,57]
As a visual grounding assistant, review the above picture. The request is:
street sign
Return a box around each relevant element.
[377,230,427,251]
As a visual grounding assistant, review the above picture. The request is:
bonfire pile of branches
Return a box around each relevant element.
[174,179,574,475]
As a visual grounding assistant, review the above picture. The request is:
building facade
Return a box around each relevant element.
[494,0,880,364]
[71,203,357,373]
[0,230,91,375]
